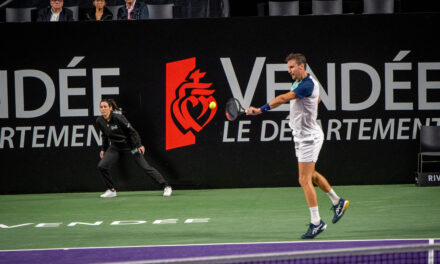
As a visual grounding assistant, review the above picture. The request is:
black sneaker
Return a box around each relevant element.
[301,220,327,239]
[332,198,349,224]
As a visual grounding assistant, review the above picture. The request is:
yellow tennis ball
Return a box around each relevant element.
[209,101,217,109]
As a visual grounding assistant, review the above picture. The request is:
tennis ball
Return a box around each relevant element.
[209,101,217,109]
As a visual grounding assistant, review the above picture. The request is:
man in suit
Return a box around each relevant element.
[117,0,149,20]
[37,0,74,22]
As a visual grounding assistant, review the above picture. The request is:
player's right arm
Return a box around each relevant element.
[268,91,297,109]
[247,91,297,115]
[114,114,142,149]
[96,117,109,158]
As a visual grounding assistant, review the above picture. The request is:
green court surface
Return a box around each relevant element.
[0,185,439,250]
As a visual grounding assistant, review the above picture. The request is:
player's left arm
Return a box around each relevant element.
[268,91,297,109]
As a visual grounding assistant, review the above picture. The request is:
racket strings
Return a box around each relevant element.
[226,99,240,120]
[225,98,246,121]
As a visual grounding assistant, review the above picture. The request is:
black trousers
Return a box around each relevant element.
[97,145,168,190]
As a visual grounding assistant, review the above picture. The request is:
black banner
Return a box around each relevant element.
[1,14,439,194]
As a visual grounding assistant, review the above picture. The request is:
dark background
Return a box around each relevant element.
[229,0,440,16]
[0,13,439,194]
[1,0,440,22]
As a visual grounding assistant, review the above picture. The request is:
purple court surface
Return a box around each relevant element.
[0,239,438,264]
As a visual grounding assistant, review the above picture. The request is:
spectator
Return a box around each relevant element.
[85,0,113,21]
[37,0,74,22]
[117,0,149,20]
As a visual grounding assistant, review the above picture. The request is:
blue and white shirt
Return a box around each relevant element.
[289,74,323,138]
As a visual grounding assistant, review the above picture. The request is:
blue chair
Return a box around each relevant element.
[147,3,174,19]
[60,0,78,21]
[363,0,394,14]
[6,7,37,22]
[312,0,343,15]
[268,1,300,16]
[64,6,78,20]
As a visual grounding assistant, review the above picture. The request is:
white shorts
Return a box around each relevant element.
[293,134,324,163]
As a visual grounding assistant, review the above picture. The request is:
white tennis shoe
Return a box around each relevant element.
[100,189,117,198]
[163,186,172,197]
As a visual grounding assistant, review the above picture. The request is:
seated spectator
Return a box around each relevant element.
[85,0,113,21]
[37,0,74,22]
[117,0,149,20]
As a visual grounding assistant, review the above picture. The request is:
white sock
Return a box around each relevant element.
[309,206,321,225]
[327,189,340,206]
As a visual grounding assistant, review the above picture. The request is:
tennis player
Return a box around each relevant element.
[246,53,349,239]
[96,99,172,198]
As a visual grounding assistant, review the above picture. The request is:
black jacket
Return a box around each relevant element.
[96,112,142,151]
[36,7,74,22]
[85,7,113,21]
[117,1,149,20]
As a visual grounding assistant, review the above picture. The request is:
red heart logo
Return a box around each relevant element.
[171,70,216,133]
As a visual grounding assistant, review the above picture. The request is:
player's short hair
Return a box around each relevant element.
[285,53,307,70]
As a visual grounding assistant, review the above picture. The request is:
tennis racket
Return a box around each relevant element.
[225,98,252,121]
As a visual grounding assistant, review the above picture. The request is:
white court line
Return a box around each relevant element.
[0,238,438,253]
[429,238,434,264]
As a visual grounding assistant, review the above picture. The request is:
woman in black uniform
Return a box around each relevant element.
[96,99,172,198]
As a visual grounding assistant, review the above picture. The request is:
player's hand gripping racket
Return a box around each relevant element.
[225,98,253,121]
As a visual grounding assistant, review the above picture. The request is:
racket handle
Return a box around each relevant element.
[246,109,255,114]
